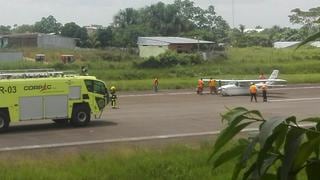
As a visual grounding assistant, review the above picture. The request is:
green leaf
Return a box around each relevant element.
[300,117,320,123]
[306,129,320,158]
[259,116,287,147]
[292,135,320,173]
[286,116,297,125]
[210,121,255,160]
[242,162,257,180]
[274,124,289,149]
[306,159,320,180]
[280,127,305,180]
[255,129,283,177]
[232,161,245,180]
[233,137,259,179]
[221,107,249,123]
[212,139,249,170]
[260,155,279,177]
[261,173,277,180]
[246,110,263,119]
[241,136,259,164]
[296,31,320,49]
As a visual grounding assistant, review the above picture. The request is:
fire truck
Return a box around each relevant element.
[0,69,109,132]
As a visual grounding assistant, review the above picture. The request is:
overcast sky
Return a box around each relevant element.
[1,0,319,28]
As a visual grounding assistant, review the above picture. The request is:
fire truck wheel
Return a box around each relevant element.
[52,119,69,124]
[0,112,9,133]
[71,105,90,126]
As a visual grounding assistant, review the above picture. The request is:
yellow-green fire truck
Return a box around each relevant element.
[0,69,109,132]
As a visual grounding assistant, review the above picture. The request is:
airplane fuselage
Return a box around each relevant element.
[219,84,250,96]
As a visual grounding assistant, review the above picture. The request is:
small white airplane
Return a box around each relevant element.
[203,70,287,96]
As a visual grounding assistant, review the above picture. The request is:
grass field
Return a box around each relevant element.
[0,143,237,180]
[2,47,320,91]
[0,47,320,90]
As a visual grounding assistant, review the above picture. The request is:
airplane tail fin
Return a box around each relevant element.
[268,70,279,80]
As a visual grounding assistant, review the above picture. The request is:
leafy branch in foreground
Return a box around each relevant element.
[209,107,320,180]
[296,31,320,49]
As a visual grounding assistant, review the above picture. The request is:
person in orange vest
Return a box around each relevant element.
[153,77,159,92]
[197,78,204,95]
[249,82,257,102]
[261,81,268,102]
[208,78,217,95]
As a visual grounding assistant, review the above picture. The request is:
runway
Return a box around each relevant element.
[1,85,320,151]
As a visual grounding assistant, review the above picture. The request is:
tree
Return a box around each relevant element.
[210,107,320,180]
[289,7,320,37]
[113,8,141,28]
[0,25,11,34]
[61,22,80,37]
[87,33,101,48]
[96,27,113,47]
[289,7,320,27]
[111,0,230,45]
[112,24,152,47]
[60,22,88,47]
[12,24,34,33]
[76,27,89,47]
[34,15,62,34]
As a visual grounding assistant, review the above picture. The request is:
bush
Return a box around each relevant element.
[210,107,320,180]
[137,51,204,68]
[137,56,161,68]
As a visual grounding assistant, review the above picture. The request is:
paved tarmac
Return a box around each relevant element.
[1,84,320,151]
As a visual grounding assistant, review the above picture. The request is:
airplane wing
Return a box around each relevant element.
[202,79,287,83]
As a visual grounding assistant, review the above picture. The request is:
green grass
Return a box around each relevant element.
[0,141,309,180]
[1,47,320,90]
[0,143,237,180]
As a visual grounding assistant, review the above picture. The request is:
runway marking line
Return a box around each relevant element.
[270,97,320,102]
[0,124,314,152]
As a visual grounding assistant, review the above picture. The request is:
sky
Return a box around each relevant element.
[0,0,319,28]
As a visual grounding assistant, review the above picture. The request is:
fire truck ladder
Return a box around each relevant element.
[0,69,77,79]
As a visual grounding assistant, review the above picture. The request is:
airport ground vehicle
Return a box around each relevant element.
[0,69,109,132]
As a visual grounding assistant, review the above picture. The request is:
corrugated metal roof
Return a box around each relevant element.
[273,41,300,48]
[1,33,39,38]
[274,41,320,48]
[138,37,214,46]
[311,41,320,47]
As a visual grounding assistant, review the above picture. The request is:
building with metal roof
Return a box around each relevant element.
[137,37,214,58]
[0,33,76,49]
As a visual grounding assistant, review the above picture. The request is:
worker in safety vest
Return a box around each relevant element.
[197,78,204,95]
[261,82,268,102]
[153,77,159,92]
[110,86,118,109]
[208,78,217,95]
[249,82,257,102]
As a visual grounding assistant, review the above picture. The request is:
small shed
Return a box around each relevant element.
[60,55,75,64]
[137,37,214,58]
[35,54,45,62]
